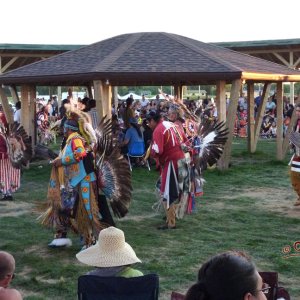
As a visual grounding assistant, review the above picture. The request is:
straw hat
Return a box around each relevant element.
[76,227,141,267]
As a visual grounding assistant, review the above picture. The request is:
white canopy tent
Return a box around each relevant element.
[118,93,143,100]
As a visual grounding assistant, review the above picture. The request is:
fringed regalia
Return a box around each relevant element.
[39,108,132,247]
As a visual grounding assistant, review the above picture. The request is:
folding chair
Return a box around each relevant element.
[78,273,159,300]
[127,141,150,171]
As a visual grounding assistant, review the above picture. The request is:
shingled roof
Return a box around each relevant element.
[1,32,300,86]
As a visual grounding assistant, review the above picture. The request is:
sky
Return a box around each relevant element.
[1,0,300,45]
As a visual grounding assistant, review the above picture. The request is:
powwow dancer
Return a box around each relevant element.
[146,111,191,229]
[0,107,32,201]
[289,103,300,206]
[148,92,228,227]
[40,107,132,248]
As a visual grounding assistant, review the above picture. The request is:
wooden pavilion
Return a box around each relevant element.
[1,32,300,169]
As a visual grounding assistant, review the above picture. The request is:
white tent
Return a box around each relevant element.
[149,94,166,100]
[118,93,143,100]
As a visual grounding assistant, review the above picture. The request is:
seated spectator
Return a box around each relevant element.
[261,115,273,138]
[270,121,277,138]
[185,250,270,300]
[0,251,22,300]
[265,97,276,115]
[76,226,143,278]
[120,117,145,157]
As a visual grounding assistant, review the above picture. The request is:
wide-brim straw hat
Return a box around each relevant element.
[76,227,141,267]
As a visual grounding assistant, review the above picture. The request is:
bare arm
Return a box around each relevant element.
[0,288,23,300]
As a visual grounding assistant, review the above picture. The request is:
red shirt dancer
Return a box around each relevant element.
[147,111,188,229]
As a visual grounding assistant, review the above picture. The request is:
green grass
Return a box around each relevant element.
[1,137,300,299]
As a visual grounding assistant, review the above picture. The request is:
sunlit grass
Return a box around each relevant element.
[1,138,300,299]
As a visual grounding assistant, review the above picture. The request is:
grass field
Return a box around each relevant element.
[0,137,300,299]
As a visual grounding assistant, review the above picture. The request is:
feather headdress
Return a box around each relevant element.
[65,105,96,146]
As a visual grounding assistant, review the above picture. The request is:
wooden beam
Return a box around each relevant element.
[253,83,271,150]
[0,86,14,123]
[218,79,241,170]
[276,83,284,160]
[86,86,93,99]
[242,72,300,82]
[93,80,112,119]
[0,53,53,58]
[273,52,290,66]
[20,85,36,146]
[247,82,255,152]
[1,57,18,73]
[8,86,19,104]
[216,80,226,122]
[245,48,300,54]
[173,85,183,99]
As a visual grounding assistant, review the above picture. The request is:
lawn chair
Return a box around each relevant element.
[126,141,150,171]
[259,272,290,300]
[78,273,159,300]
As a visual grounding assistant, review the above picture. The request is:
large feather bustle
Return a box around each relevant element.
[94,117,132,218]
[95,116,114,156]
[159,90,228,173]
[195,120,229,172]
[6,122,32,169]
[96,147,132,218]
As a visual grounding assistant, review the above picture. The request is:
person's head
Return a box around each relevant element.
[185,251,268,300]
[146,111,161,130]
[63,119,79,137]
[129,117,138,126]
[0,251,16,288]
[126,97,134,108]
[78,97,90,112]
[76,226,141,268]
[168,105,179,122]
[88,99,96,109]
[15,101,21,110]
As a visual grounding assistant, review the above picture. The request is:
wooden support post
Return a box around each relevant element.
[218,79,241,170]
[8,86,19,104]
[87,86,93,99]
[0,86,14,124]
[57,86,62,107]
[20,85,36,146]
[276,82,284,160]
[113,86,119,115]
[253,83,271,150]
[93,80,112,119]
[216,80,226,122]
[247,82,255,152]
[173,85,183,99]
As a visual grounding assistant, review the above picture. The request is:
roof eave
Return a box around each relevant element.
[0,72,242,86]
[242,72,300,82]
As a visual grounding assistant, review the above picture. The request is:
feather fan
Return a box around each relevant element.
[6,122,32,168]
